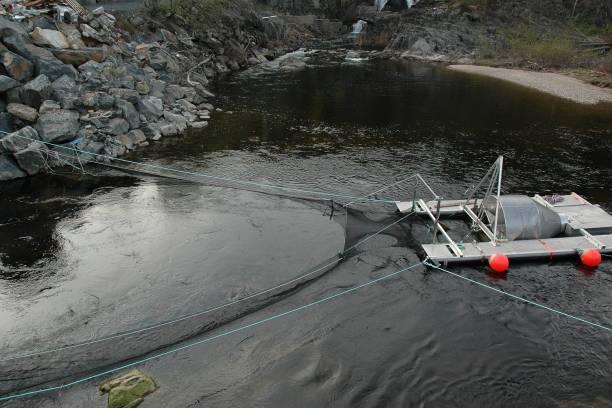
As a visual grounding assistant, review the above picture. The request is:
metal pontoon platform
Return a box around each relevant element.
[394,157,612,265]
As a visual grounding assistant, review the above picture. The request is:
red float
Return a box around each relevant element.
[580,248,601,268]
[489,253,509,273]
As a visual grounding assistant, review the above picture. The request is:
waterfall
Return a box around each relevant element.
[374,0,389,12]
[374,0,420,12]
[352,19,367,34]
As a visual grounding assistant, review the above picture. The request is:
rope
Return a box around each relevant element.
[5,132,398,204]
[0,261,425,402]
[0,212,415,361]
[424,261,612,333]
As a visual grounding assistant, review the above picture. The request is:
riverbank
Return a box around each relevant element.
[448,65,612,105]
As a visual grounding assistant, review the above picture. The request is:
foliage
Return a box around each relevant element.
[499,25,579,67]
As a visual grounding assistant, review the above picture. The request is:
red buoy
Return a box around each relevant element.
[580,248,601,268]
[489,253,509,273]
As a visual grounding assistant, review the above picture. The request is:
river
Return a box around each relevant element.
[1,53,611,407]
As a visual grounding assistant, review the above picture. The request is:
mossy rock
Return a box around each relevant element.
[99,369,158,408]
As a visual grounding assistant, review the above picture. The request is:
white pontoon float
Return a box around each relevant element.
[396,156,612,266]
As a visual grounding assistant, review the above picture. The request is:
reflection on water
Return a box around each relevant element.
[0,56,611,406]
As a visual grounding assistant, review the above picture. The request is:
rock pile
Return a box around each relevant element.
[0,8,216,181]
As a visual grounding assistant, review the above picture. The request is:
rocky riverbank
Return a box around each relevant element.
[0,1,307,181]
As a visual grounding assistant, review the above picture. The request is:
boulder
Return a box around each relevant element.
[176,99,197,112]
[163,111,187,132]
[21,75,52,108]
[0,153,26,180]
[0,126,40,153]
[80,92,98,108]
[13,141,47,175]
[163,84,185,104]
[0,75,20,93]
[116,129,146,150]
[160,122,178,136]
[7,103,38,122]
[147,79,166,98]
[109,88,139,104]
[97,92,115,109]
[105,118,129,136]
[99,369,157,408]
[39,100,61,113]
[190,121,208,129]
[3,40,77,81]
[115,99,139,129]
[0,112,13,133]
[410,38,434,56]
[137,96,163,120]
[141,123,161,141]
[57,23,86,49]
[36,110,79,143]
[52,48,105,66]
[135,81,149,95]
[31,28,69,49]
[1,51,34,81]
[79,24,111,44]
[51,75,79,108]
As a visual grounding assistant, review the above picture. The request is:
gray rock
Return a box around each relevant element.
[0,112,14,133]
[7,103,38,122]
[80,92,98,108]
[52,48,105,66]
[31,28,69,49]
[10,43,78,81]
[183,87,204,104]
[147,79,166,98]
[160,122,178,136]
[115,99,139,129]
[128,129,146,145]
[135,81,149,95]
[21,75,52,109]
[164,84,185,104]
[105,118,129,136]
[176,99,197,112]
[1,51,34,81]
[0,153,26,180]
[0,75,20,93]
[78,60,102,73]
[0,126,40,153]
[51,75,78,109]
[163,111,187,132]
[410,38,434,56]
[39,100,61,113]
[140,123,161,141]
[13,141,47,175]
[109,88,139,104]
[58,23,86,49]
[97,92,115,109]
[137,96,163,120]
[79,24,111,44]
[116,129,146,150]
[36,110,79,143]
[190,121,208,129]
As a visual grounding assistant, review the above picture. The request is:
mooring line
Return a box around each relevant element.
[5,132,398,204]
[424,261,612,333]
[0,261,425,402]
[0,212,415,362]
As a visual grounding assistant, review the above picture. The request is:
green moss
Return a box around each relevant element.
[99,370,158,408]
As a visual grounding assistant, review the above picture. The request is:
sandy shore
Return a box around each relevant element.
[449,65,612,105]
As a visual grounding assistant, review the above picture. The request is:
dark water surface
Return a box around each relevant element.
[1,55,612,407]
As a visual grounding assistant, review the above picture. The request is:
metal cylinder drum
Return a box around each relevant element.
[484,195,564,241]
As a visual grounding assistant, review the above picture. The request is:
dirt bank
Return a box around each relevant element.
[448,65,612,104]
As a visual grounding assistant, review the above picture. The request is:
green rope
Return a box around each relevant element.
[424,260,612,333]
[0,261,425,402]
[7,132,398,204]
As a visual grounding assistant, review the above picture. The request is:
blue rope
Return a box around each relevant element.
[9,133,398,204]
[0,212,415,361]
[424,261,612,333]
[0,261,425,402]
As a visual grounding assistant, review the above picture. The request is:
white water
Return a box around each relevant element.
[352,20,367,34]
[375,0,420,11]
